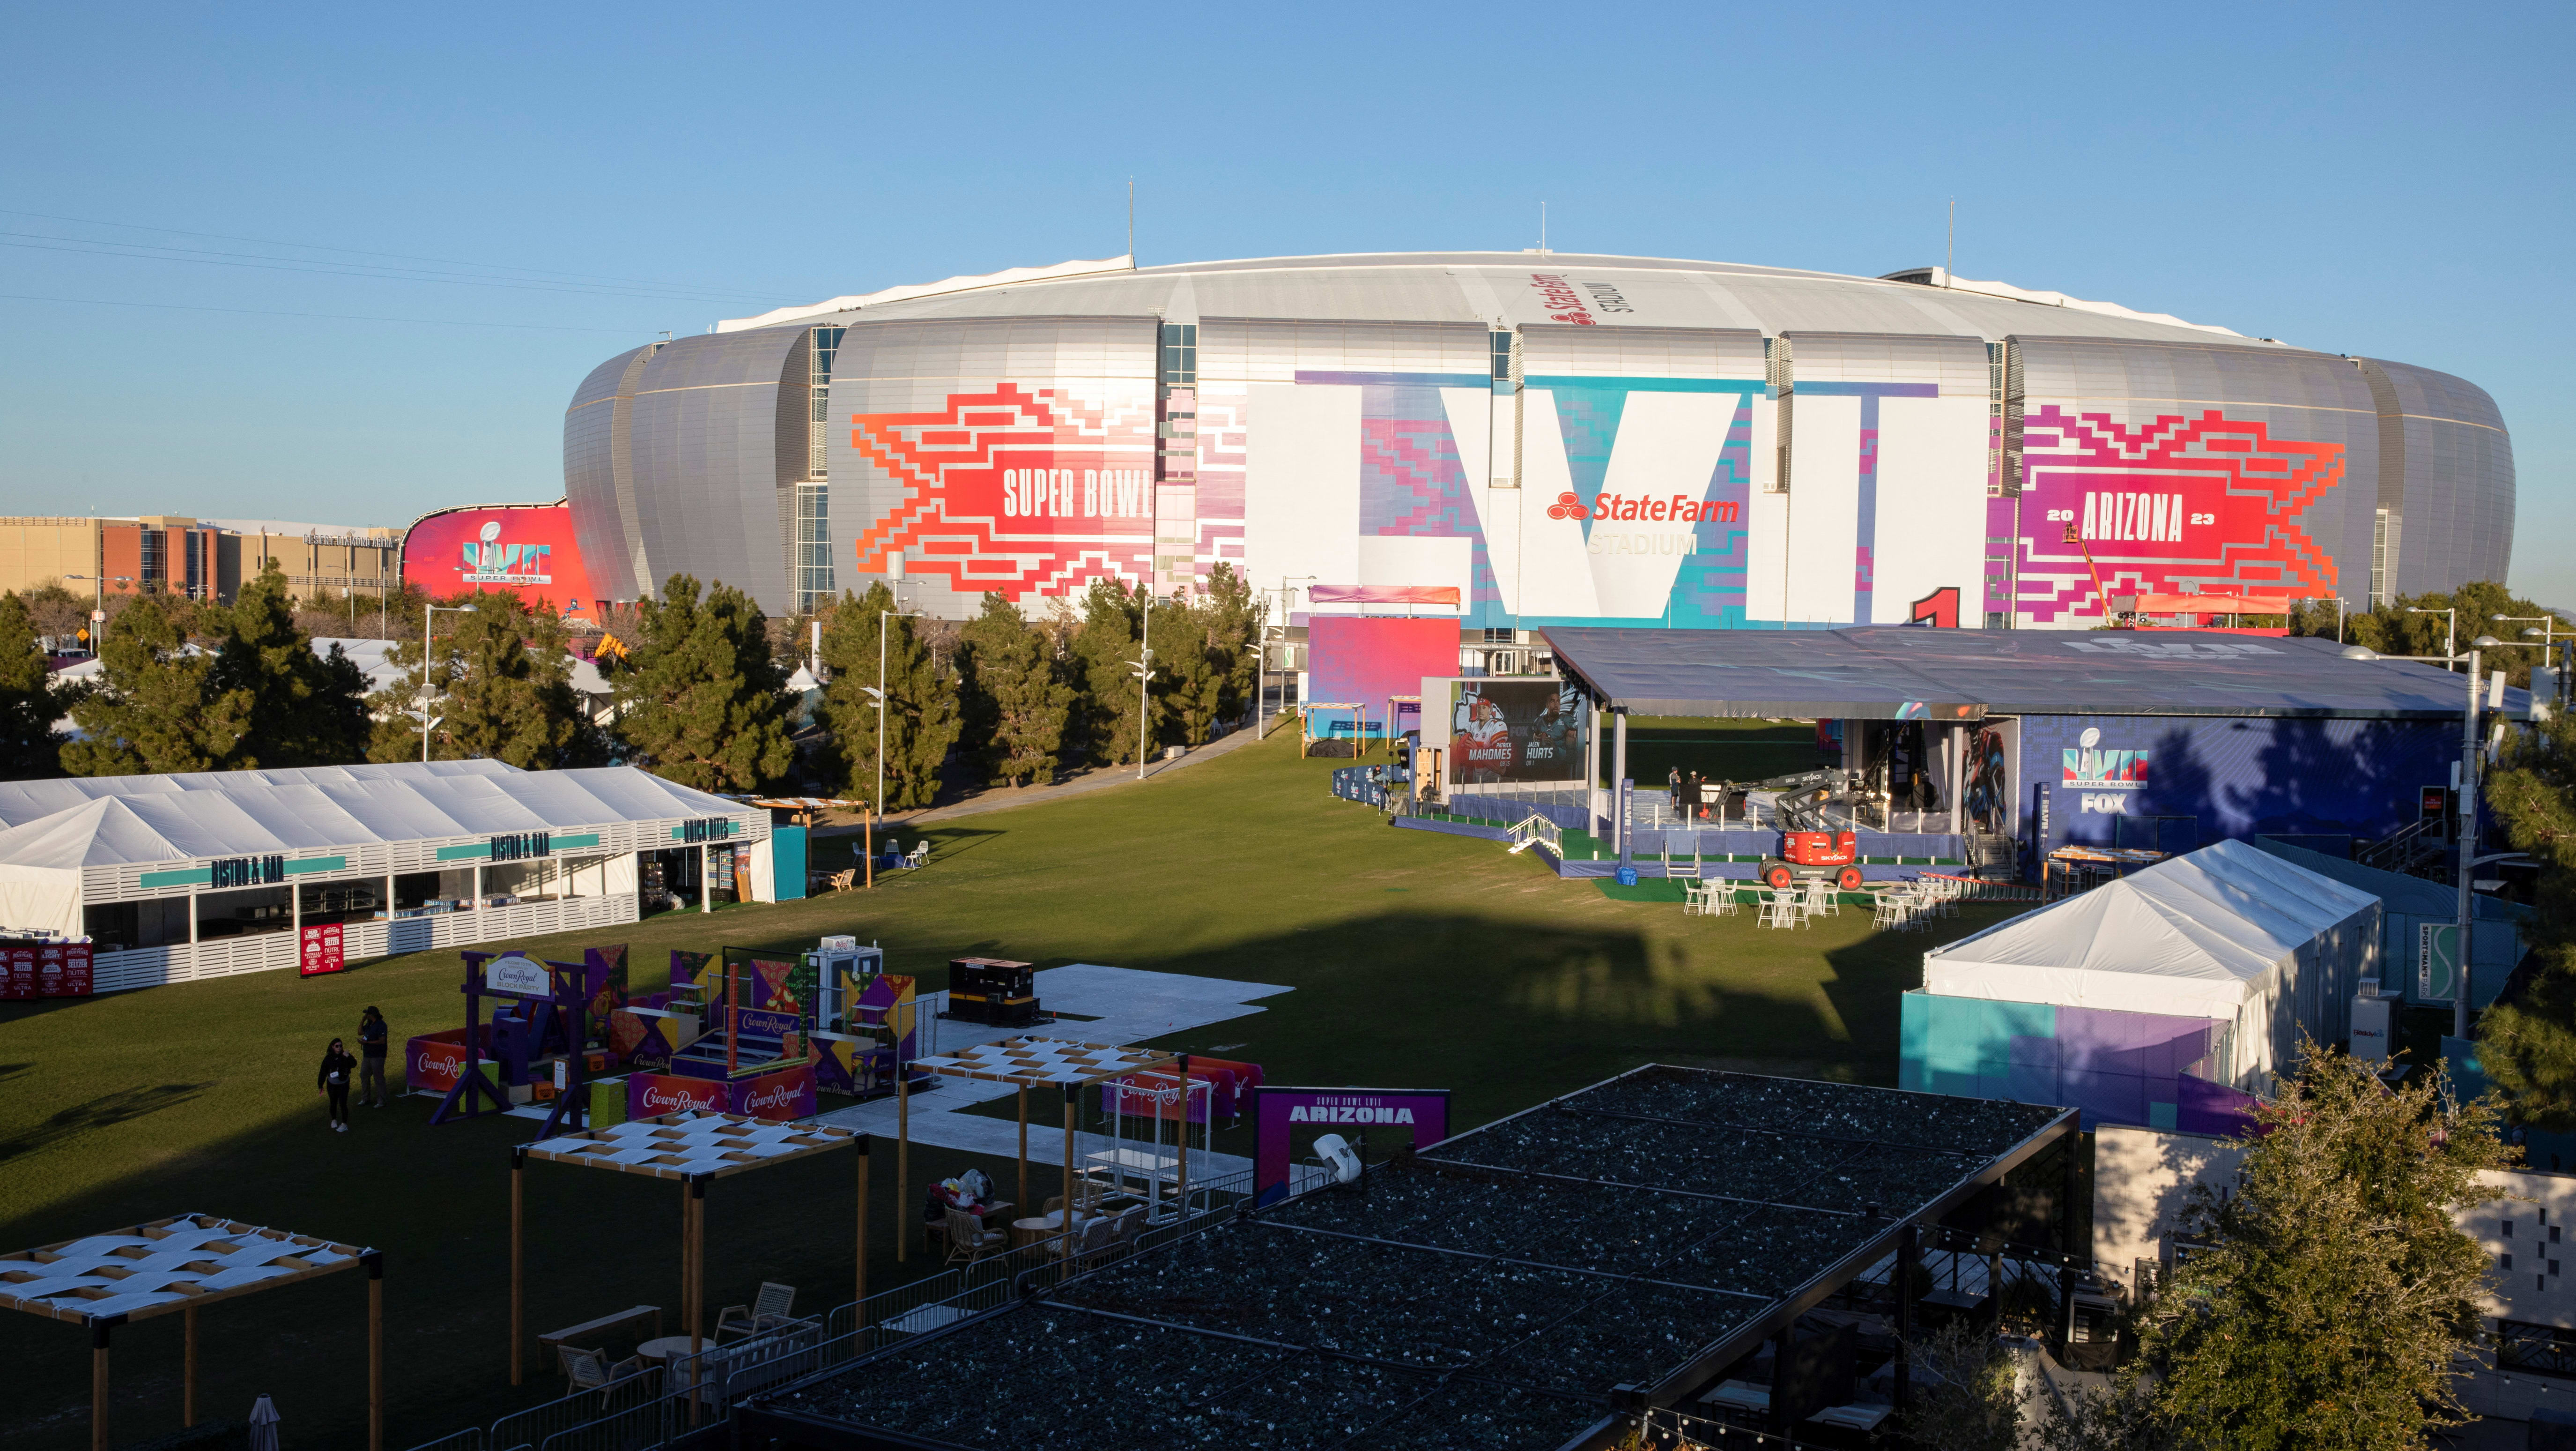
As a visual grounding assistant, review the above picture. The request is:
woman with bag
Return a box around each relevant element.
[317,1038,357,1132]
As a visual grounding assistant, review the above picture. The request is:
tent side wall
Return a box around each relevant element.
[1901,989,2243,1131]
[0,864,80,940]
[2257,893,2379,1090]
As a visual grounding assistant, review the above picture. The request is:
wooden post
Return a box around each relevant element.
[1895,1224,1917,1413]
[1062,1083,1077,1257]
[896,1070,909,1264]
[365,1250,385,1451]
[1175,1055,1191,1219]
[509,1146,524,1385]
[1017,1083,1029,1213]
[182,1304,196,1427]
[90,1318,111,1451]
[687,1175,705,1427]
[855,1137,870,1331]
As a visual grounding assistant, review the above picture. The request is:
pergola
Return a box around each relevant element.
[511,1112,865,1414]
[0,1213,382,1451]
[899,1038,1181,1259]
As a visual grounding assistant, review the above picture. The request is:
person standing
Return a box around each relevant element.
[356,1006,390,1108]
[317,1038,356,1132]
[1667,766,1683,817]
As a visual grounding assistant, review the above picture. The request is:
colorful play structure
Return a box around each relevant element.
[408,934,934,1135]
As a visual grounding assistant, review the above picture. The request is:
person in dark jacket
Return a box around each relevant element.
[357,1006,389,1107]
[318,1039,356,1131]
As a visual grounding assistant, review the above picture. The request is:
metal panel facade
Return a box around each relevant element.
[627,329,803,611]
[563,255,2515,630]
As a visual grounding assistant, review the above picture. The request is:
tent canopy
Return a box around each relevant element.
[1924,838,2381,1022]
[0,762,744,873]
[1540,624,2522,720]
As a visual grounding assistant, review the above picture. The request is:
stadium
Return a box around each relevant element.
[559,252,2514,629]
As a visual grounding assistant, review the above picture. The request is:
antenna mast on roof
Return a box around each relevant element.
[1540,201,1548,258]
[1946,199,1955,287]
[1128,178,1135,268]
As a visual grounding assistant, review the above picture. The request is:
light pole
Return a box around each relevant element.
[1133,585,1155,780]
[1270,575,1315,741]
[862,596,916,884]
[420,604,474,762]
[2452,635,2505,1037]
[2407,605,2457,670]
[61,575,132,655]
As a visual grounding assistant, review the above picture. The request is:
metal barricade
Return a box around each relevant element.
[487,1368,666,1451]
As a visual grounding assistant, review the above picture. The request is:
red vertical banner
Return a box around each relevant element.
[299,923,346,977]
[62,943,91,997]
[2,944,34,1000]
[36,944,66,997]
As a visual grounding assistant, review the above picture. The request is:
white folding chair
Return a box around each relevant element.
[1758,890,1806,930]
[1800,878,1841,917]
[1705,880,1740,917]
[1680,877,1712,916]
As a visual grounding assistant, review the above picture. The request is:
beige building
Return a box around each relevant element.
[0,514,399,606]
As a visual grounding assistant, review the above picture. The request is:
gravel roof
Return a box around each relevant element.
[750,1066,2067,1451]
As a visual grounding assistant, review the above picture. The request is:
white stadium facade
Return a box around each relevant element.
[560,252,2514,631]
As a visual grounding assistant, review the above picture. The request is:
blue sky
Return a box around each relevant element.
[3,2,2568,605]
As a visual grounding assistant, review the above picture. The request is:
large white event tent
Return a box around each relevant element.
[0,761,770,993]
[1919,839,2383,1091]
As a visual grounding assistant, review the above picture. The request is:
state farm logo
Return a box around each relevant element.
[1547,491,1589,521]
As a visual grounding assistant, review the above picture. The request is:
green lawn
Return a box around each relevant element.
[0,726,2015,1449]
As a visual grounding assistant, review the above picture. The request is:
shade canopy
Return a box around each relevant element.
[912,1036,1177,1088]
[523,1111,859,1182]
[1541,624,2521,720]
[0,1214,369,1325]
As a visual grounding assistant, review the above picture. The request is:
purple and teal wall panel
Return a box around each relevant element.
[1900,989,2249,1131]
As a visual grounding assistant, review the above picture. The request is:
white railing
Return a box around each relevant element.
[90,893,641,994]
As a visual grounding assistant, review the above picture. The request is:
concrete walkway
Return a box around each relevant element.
[820,715,1293,835]
[808,964,1291,1190]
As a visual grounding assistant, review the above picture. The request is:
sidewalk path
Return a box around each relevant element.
[820,717,1288,834]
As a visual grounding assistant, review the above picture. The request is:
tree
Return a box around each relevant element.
[1897,1319,2022,1451]
[611,574,796,792]
[17,580,88,649]
[1068,577,1148,766]
[0,593,65,778]
[2299,582,2554,688]
[367,592,600,767]
[2476,702,2576,1129]
[2065,1042,2513,1451]
[959,593,1074,787]
[814,584,959,809]
[210,563,372,768]
[62,594,246,775]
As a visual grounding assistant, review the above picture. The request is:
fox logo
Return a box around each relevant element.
[1546,491,1588,521]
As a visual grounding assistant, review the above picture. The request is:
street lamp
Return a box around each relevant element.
[861,594,920,886]
[2406,606,2457,670]
[419,604,474,762]
[1133,585,1156,781]
[60,575,133,654]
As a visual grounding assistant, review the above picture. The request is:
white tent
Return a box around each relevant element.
[0,761,770,991]
[1921,839,2382,1091]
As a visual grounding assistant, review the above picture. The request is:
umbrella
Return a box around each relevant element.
[248,1394,280,1451]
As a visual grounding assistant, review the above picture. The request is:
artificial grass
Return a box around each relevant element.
[0,725,2018,1449]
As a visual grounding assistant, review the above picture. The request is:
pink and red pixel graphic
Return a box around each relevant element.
[2009,407,2343,624]
[846,383,1157,600]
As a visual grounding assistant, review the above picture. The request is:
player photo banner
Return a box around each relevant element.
[1449,679,1587,785]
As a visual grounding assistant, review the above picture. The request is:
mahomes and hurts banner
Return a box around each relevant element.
[1443,678,1586,785]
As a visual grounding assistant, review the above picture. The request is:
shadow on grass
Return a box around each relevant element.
[0,1090,1026,1451]
[0,1082,218,1166]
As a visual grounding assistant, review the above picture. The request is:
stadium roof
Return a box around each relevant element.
[716,251,2276,350]
[740,1067,2071,1451]
[1540,625,2523,721]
